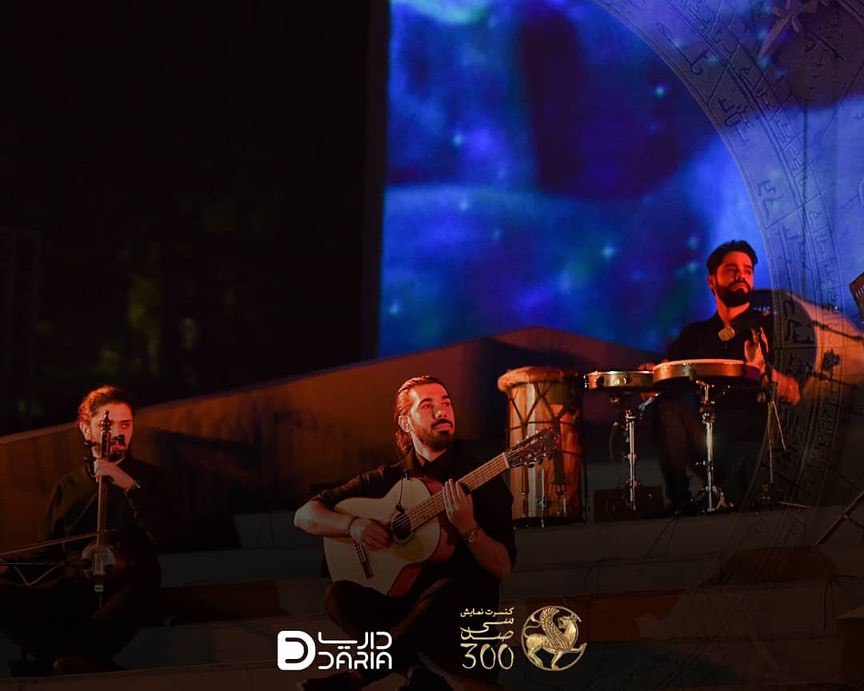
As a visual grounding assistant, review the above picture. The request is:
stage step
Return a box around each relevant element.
[3,506,863,688]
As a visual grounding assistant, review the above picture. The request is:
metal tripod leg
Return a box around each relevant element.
[623,406,639,511]
[610,392,641,512]
[697,380,726,513]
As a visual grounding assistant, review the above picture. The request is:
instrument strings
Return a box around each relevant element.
[392,454,509,533]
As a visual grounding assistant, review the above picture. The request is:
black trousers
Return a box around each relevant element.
[651,391,766,509]
[325,574,499,684]
[0,553,161,668]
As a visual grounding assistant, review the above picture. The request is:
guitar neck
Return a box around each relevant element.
[404,453,509,530]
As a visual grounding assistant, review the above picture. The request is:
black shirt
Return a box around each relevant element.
[41,454,160,578]
[668,308,772,362]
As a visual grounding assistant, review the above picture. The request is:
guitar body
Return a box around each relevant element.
[323,477,456,596]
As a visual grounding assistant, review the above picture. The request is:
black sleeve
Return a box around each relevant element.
[311,465,395,508]
[473,476,517,568]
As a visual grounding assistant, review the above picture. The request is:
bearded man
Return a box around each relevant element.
[293,375,515,690]
[641,240,800,512]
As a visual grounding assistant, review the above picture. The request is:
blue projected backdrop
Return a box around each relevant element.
[380,0,769,357]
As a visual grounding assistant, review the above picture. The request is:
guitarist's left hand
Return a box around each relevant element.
[443,479,475,534]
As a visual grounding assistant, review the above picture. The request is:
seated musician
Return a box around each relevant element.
[293,375,516,691]
[640,240,801,512]
[0,385,161,675]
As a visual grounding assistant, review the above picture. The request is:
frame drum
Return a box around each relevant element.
[497,366,583,522]
[753,289,864,505]
[585,370,654,392]
[652,359,761,386]
[756,289,864,394]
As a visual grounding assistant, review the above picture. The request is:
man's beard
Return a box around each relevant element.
[715,282,751,308]
[415,423,455,451]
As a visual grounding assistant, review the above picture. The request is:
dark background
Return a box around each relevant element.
[0,1,386,434]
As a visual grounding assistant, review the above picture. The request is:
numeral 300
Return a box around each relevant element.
[461,643,514,670]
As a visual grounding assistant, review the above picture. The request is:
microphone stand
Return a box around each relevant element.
[757,371,786,509]
[753,328,798,511]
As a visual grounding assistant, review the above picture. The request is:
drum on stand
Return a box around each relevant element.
[497,366,583,524]
[585,370,655,513]
[652,359,761,387]
[652,358,760,511]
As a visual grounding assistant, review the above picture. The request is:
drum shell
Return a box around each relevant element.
[497,366,583,521]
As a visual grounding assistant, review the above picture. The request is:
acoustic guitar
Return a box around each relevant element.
[323,430,557,596]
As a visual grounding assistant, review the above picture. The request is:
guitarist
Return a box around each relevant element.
[294,375,516,691]
[0,386,161,675]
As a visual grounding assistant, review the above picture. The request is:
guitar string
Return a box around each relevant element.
[391,454,510,532]
[389,432,549,532]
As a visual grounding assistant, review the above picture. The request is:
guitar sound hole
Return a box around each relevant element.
[391,518,412,542]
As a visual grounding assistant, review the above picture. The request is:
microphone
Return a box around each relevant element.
[637,396,656,414]
[717,308,771,342]
[718,326,735,342]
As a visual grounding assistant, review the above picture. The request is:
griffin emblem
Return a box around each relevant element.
[521,605,587,671]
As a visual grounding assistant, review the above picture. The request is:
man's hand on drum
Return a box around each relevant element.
[443,479,475,534]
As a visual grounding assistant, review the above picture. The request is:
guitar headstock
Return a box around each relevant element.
[503,428,558,469]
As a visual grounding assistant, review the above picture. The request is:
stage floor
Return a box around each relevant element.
[3,504,864,689]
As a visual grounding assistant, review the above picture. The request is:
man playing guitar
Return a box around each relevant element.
[293,375,516,691]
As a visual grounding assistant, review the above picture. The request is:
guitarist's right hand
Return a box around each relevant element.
[348,517,392,551]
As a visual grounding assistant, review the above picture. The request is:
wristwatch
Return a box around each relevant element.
[460,525,481,544]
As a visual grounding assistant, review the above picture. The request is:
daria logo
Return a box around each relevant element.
[278,631,317,671]
[520,606,587,671]
[277,630,393,672]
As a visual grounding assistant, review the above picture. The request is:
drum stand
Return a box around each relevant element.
[694,381,731,513]
[608,393,639,511]
[519,457,568,527]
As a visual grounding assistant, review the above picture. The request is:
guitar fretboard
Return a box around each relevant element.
[391,453,510,535]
